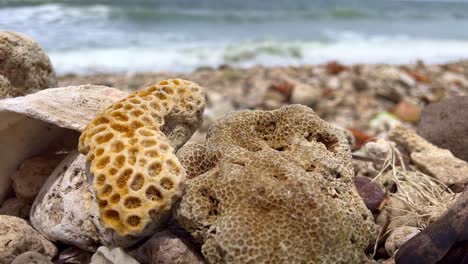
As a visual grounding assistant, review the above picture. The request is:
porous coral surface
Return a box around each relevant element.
[176,105,378,263]
[79,79,205,236]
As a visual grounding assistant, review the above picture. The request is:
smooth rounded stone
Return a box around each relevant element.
[91,247,139,264]
[354,176,385,212]
[130,231,205,264]
[0,197,31,218]
[0,215,57,263]
[290,83,321,107]
[0,31,56,98]
[417,96,468,162]
[0,85,127,205]
[385,226,420,256]
[11,153,66,202]
[31,151,143,251]
[11,251,53,264]
[56,247,93,264]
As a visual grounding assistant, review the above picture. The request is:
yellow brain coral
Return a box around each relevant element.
[175,105,378,263]
[79,79,205,236]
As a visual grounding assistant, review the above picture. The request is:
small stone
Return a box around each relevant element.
[354,176,385,212]
[0,197,31,218]
[417,96,468,162]
[91,247,139,264]
[56,247,92,264]
[290,83,321,107]
[391,101,421,123]
[385,226,420,256]
[0,215,57,263]
[11,251,53,264]
[130,231,205,264]
[326,61,347,75]
[10,153,66,202]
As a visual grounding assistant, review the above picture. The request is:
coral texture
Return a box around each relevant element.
[176,105,377,263]
[0,31,56,98]
[79,79,205,236]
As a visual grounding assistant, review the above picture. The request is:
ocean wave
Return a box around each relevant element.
[48,34,468,74]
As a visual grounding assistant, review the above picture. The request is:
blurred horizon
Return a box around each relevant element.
[1,0,468,74]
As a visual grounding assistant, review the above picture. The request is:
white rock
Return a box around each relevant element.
[0,85,127,204]
[0,215,57,263]
[11,251,53,264]
[30,151,143,251]
[130,230,205,264]
[91,247,139,264]
[0,198,31,218]
[385,226,420,256]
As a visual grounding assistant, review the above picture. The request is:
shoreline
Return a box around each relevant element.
[58,60,468,142]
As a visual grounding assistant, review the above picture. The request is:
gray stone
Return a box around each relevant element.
[417,96,468,162]
[0,215,57,263]
[0,198,31,218]
[11,251,53,264]
[130,231,205,264]
[91,247,139,264]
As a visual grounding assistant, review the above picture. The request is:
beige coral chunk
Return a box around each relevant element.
[79,79,205,236]
[389,125,468,190]
[0,31,57,98]
[176,105,378,263]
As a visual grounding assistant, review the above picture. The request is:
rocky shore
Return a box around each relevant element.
[1,31,468,264]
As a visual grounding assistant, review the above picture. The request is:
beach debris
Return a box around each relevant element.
[0,31,56,99]
[0,215,57,263]
[326,61,347,75]
[176,105,377,263]
[78,79,205,236]
[384,226,420,257]
[391,101,421,123]
[0,85,126,205]
[369,112,401,135]
[10,153,66,202]
[0,198,31,219]
[395,186,468,264]
[347,128,374,150]
[90,247,139,264]
[417,96,468,162]
[389,125,468,191]
[354,176,385,212]
[290,83,321,107]
[11,251,53,264]
[129,230,205,264]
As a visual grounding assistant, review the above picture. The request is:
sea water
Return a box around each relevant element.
[1,0,468,74]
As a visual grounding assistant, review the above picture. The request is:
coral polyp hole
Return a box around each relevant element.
[110,141,124,153]
[111,111,129,122]
[96,174,106,186]
[100,184,113,197]
[141,139,157,148]
[95,133,114,144]
[93,117,110,126]
[124,197,142,209]
[114,155,126,169]
[160,177,174,190]
[104,210,120,221]
[146,186,163,202]
[172,79,181,85]
[130,173,145,191]
[110,193,120,204]
[144,150,159,158]
[116,169,133,188]
[130,110,144,117]
[96,156,110,169]
[127,215,141,227]
[148,162,162,177]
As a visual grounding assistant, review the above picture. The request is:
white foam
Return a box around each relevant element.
[49,33,468,74]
